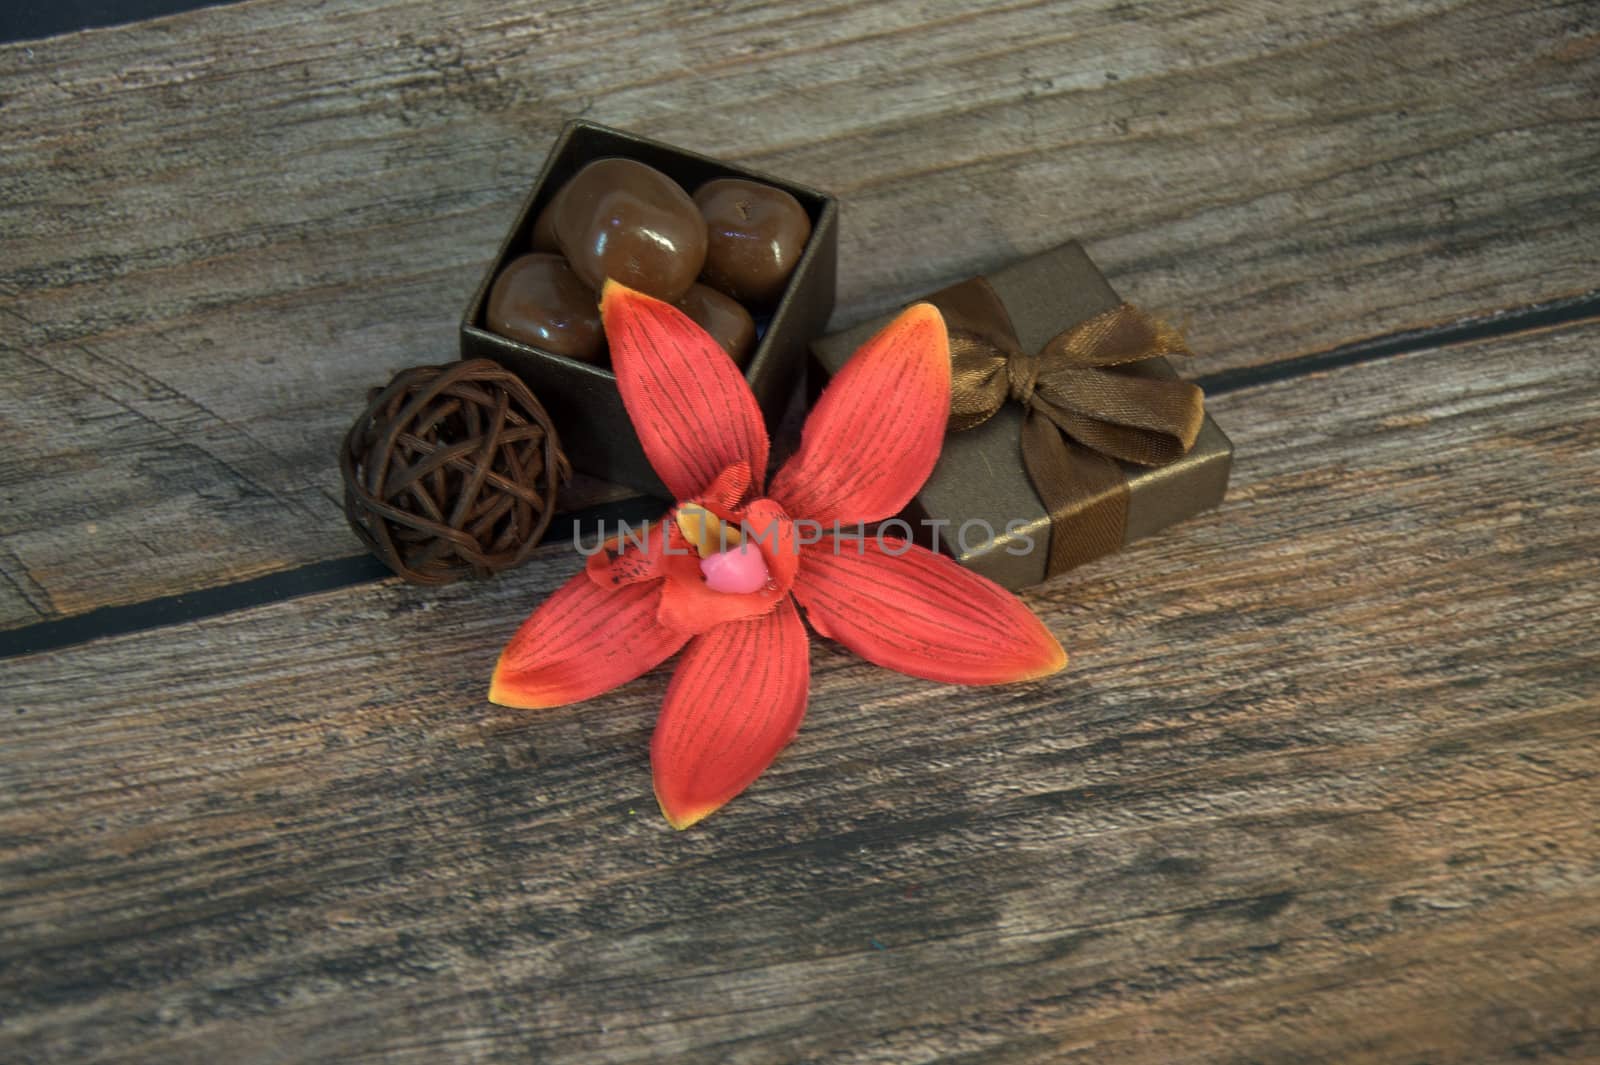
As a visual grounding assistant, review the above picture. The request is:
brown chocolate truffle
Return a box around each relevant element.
[485,253,603,362]
[553,158,707,302]
[530,186,565,252]
[677,283,757,366]
[693,178,812,306]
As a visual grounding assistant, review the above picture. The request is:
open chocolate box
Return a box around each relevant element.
[461,120,839,498]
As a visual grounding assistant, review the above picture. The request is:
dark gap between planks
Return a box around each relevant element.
[3,289,1596,661]
[1201,289,1600,396]
[1,497,664,659]
[1,0,243,45]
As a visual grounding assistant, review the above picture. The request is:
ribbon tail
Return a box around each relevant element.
[1020,409,1129,575]
[1031,366,1205,465]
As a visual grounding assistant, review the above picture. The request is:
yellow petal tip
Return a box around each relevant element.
[487,661,557,710]
[1022,636,1070,681]
[600,278,653,317]
[655,787,719,831]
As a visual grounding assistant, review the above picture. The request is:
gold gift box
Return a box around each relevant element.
[809,242,1232,589]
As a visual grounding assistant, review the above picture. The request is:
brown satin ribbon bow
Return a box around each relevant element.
[928,277,1207,576]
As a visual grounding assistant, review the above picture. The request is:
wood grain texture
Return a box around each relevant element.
[2,0,1597,627]
[4,321,1597,1063]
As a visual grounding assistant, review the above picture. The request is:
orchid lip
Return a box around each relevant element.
[672,501,775,595]
[700,546,771,594]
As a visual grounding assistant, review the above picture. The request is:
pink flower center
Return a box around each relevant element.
[673,502,772,595]
[699,546,771,594]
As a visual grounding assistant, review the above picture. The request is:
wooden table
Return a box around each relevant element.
[3,2,1597,1061]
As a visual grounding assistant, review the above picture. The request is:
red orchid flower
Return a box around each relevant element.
[490,281,1066,828]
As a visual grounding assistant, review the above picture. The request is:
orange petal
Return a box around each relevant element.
[791,537,1066,685]
[602,282,770,500]
[490,570,690,708]
[693,461,753,514]
[770,303,949,524]
[741,497,800,591]
[652,597,810,829]
[585,518,673,588]
[656,553,787,636]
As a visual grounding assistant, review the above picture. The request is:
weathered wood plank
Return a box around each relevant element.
[4,322,1597,1063]
[2,0,1596,627]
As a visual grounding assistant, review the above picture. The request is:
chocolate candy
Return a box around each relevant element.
[677,283,757,366]
[530,186,564,252]
[485,253,604,362]
[694,178,812,306]
[553,158,707,302]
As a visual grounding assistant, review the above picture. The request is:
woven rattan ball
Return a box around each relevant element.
[340,359,570,584]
